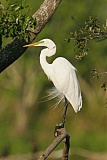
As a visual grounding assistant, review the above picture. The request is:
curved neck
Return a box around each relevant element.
[40,47,56,77]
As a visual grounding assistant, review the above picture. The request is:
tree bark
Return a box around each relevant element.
[0,0,62,73]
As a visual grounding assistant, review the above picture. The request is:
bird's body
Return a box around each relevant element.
[52,57,82,112]
[24,39,82,114]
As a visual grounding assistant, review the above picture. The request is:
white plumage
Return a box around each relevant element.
[24,39,82,113]
[51,57,82,112]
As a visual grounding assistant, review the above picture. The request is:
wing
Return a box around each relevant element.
[51,57,82,112]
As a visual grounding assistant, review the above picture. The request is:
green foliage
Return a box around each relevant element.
[0,0,36,48]
[67,16,107,60]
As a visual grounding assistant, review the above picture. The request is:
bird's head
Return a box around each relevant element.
[23,38,56,50]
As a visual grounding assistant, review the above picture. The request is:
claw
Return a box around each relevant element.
[54,123,64,137]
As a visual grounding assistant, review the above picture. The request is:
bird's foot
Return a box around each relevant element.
[54,123,64,137]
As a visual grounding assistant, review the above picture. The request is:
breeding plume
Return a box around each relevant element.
[24,39,82,126]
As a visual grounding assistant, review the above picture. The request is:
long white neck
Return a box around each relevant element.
[40,47,56,78]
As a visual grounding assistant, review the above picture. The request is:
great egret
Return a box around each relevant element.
[24,39,82,127]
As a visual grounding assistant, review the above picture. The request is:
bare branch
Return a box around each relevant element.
[0,0,62,73]
[38,128,70,160]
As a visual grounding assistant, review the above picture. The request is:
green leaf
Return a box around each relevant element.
[0,0,36,46]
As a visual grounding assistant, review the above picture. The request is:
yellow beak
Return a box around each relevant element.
[23,42,40,47]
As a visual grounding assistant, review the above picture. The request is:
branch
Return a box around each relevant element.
[38,128,70,160]
[0,0,62,73]
[62,133,70,160]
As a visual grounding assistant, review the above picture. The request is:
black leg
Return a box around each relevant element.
[61,97,68,127]
[54,97,68,136]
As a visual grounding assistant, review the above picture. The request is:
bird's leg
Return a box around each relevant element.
[61,97,68,127]
[54,97,68,136]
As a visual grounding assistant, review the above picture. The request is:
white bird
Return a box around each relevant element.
[24,39,82,127]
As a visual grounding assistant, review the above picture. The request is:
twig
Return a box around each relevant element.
[38,128,70,160]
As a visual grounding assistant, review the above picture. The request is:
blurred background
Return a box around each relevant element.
[0,0,107,159]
